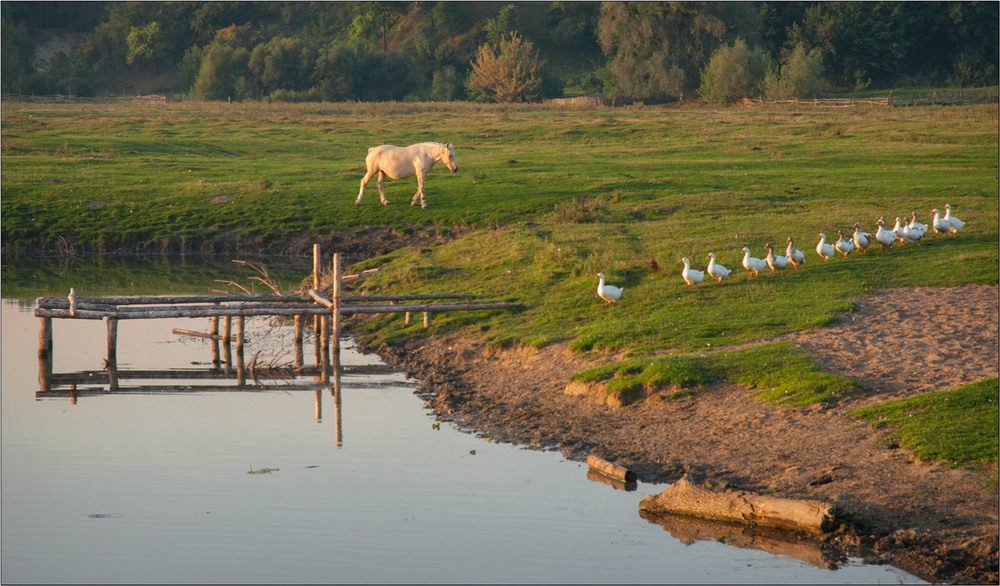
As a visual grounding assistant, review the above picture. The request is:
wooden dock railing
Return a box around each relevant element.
[34,246,523,395]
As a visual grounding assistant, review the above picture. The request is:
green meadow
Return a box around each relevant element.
[3,100,998,467]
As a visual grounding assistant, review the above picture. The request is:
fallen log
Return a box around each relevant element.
[638,473,838,534]
[587,454,637,483]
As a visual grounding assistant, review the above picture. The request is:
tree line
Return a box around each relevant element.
[2,1,997,104]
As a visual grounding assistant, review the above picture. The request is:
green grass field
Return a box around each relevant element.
[3,99,997,468]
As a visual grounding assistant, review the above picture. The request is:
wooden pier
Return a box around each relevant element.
[35,245,522,396]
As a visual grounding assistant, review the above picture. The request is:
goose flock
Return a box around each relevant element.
[596,204,965,300]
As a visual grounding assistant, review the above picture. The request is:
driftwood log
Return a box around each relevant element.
[586,455,637,483]
[639,473,838,534]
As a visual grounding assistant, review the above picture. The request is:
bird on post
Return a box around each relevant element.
[596,273,623,305]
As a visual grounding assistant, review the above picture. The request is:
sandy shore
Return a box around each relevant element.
[367,284,999,584]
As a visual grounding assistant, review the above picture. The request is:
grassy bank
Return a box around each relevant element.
[3,100,997,468]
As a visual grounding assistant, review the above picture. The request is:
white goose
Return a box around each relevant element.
[931,208,950,237]
[741,246,767,277]
[706,252,732,283]
[874,218,896,251]
[852,222,872,254]
[764,243,788,273]
[596,273,623,304]
[785,237,805,270]
[816,233,835,262]
[891,217,907,244]
[944,204,965,235]
[680,257,704,286]
[898,215,924,245]
[835,230,854,258]
[908,211,928,236]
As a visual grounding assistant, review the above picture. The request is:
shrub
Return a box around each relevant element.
[698,38,766,105]
[764,43,825,100]
[465,31,545,103]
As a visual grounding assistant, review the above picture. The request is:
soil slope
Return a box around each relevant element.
[369,284,999,584]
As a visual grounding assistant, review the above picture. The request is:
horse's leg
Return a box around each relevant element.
[376,171,389,205]
[357,168,376,205]
[412,170,426,208]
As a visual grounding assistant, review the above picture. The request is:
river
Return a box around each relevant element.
[1,292,922,583]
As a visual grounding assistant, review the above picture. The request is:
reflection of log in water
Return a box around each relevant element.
[586,469,637,491]
[638,508,846,570]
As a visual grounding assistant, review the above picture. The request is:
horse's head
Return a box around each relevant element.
[443,143,458,173]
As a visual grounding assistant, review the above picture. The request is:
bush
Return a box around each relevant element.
[764,43,825,100]
[465,31,545,103]
[431,65,460,101]
[698,39,766,105]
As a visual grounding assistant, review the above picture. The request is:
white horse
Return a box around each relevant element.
[356,142,458,209]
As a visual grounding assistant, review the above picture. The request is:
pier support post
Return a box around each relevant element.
[313,243,322,366]
[38,317,53,392]
[223,316,233,373]
[294,315,304,367]
[332,253,341,372]
[210,315,220,368]
[236,316,246,385]
[106,317,119,391]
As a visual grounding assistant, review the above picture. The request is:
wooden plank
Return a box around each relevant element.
[36,301,522,320]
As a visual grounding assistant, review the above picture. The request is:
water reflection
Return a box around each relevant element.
[2,299,925,584]
[641,509,850,571]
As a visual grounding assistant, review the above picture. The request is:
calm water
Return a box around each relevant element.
[2,299,922,584]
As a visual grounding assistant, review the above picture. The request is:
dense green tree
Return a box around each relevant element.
[431,65,461,101]
[1,18,34,94]
[597,1,761,102]
[348,2,407,52]
[191,24,255,100]
[249,37,316,95]
[764,42,825,99]
[313,45,360,101]
[698,38,766,104]
[5,1,996,100]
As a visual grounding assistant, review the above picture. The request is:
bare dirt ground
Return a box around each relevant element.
[370,284,999,584]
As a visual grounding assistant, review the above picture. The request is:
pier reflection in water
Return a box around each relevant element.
[1,300,924,584]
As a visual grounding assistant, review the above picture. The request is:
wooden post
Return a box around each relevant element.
[294,315,304,368]
[319,314,330,383]
[405,311,411,325]
[38,317,53,392]
[314,389,322,423]
[210,315,220,367]
[235,316,245,386]
[313,243,322,363]
[423,311,431,328]
[332,375,343,448]
[106,317,119,391]
[223,316,233,373]
[332,253,341,372]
